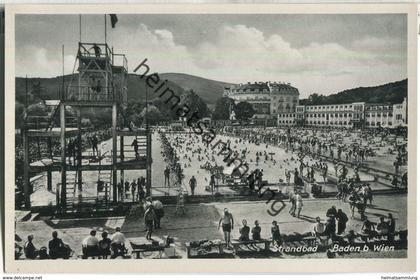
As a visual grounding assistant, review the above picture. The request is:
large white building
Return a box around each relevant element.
[280,98,407,129]
[223,81,406,129]
[223,81,299,119]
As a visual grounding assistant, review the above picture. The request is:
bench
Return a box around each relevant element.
[231,239,271,254]
[185,241,223,258]
[129,237,169,259]
[282,235,317,247]
[302,236,317,246]
[131,245,167,259]
[358,231,393,242]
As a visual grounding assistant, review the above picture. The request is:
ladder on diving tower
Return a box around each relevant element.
[97,162,112,208]
[123,135,148,160]
[64,171,78,211]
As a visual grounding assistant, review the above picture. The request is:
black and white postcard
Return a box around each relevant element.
[3,3,417,273]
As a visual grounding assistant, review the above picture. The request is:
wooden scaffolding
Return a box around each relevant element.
[21,42,152,212]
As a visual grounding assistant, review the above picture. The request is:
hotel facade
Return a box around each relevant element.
[224,81,407,129]
[223,81,299,120]
[281,98,407,128]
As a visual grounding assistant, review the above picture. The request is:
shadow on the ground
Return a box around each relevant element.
[297,214,317,223]
[43,217,109,230]
[368,205,399,213]
[121,204,223,244]
[233,247,284,258]
[188,252,235,258]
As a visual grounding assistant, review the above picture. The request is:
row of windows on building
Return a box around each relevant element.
[279,120,296,124]
[278,113,296,118]
[303,120,351,125]
[366,113,393,118]
[272,96,298,102]
[229,88,297,94]
[305,104,354,111]
[302,104,393,112]
[279,120,393,126]
[230,95,298,103]
[239,97,271,102]
[273,106,296,113]
[229,89,270,93]
[365,105,393,111]
[290,112,394,118]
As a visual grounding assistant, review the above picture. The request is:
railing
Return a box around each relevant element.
[25,115,77,129]
[25,115,49,129]
[64,85,116,102]
[63,85,126,103]
[113,53,128,72]
[78,42,113,60]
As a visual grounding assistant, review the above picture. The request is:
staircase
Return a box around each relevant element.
[24,100,58,131]
[44,100,61,131]
[64,171,78,211]
[123,135,148,160]
[25,100,78,132]
[137,135,148,157]
[97,168,112,208]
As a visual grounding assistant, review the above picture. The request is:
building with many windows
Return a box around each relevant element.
[392,98,408,127]
[223,81,299,119]
[279,98,407,129]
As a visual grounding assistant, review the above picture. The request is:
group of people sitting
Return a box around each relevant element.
[81,227,127,259]
[313,205,396,244]
[359,214,396,241]
[20,231,72,260]
[313,206,349,242]
[20,227,129,260]
[21,196,166,260]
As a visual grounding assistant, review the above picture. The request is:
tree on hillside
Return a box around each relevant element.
[84,108,112,128]
[15,102,25,129]
[234,101,255,121]
[31,81,43,98]
[26,102,49,116]
[307,93,326,105]
[213,97,234,120]
[140,105,164,125]
[152,98,179,121]
[124,101,146,126]
[301,79,407,105]
[181,89,211,118]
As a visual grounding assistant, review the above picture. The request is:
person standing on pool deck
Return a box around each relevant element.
[295,191,303,218]
[91,134,99,157]
[218,208,234,249]
[144,204,156,240]
[164,166,170,187]
[189,175,197,196]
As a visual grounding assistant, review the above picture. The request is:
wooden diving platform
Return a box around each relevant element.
[116,128,149,136]
[61,100,117,107]
[44,100,61,106]
[112,65,127,74]
[26,127,80,137]
[29,157,148,173]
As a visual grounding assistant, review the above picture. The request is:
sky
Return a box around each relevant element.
[15,14,407,98]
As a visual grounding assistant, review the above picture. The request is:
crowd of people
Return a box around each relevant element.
[159,131,184,189]
[17,195,166,260]
[221,126,407,187]
[215,203,398,253]
[157,123,407,205]
[116,176,149,202]
[313,206,397,244]
[16,124,407,259]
